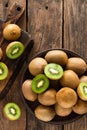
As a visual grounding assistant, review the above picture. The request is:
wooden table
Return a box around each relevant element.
[0,0,87,130]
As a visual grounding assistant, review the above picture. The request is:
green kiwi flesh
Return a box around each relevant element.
[3,102,21,121]
[44,63,63,80]
[32,74,49,94]
[0,62,8,80]
[77,82,87,101]
[6,41,24,59]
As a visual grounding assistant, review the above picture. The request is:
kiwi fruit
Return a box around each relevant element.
[31,74,49,94]
[72,99,87,114]
[22,79,37,101]
[38,88,57,106]
[66,57,87,75]
[44,63,63,80]
[0,48,3,60]
[34,105,56,122]
[45,50,68,66]
[3,102,21,121]
[80,75,87,83]
[3,24,21,41]
[6,41,24,59]
[0,62,8,80]
[55,103,72,117]
[56,87,78,108]
[77,82,87,101]
[60,70,80,89]
[29,57,47,76]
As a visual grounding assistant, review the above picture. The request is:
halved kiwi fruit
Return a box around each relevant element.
[77,82,87,101]
[31,74,49,94]
[3,102,21,121]
[6,41,24,59]
[0,62,8,80]
[44,63,63,80]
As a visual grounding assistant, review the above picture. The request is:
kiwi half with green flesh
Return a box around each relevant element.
[45,50,68,66]
[32,74,49,94]
[3,102,21,121]
[0,62,8,80]
[72,99,87,114]
[77,82,87,101]
[44,63,63,80]
[60,70,80,89]
[6,41,24,59]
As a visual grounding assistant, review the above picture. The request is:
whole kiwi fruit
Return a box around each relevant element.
[0,48,3,60]
[28,57,47,76]
[72,99,87,114]
[56,87,78,108]
[3,24,21,41]
[60,70,80,89]
[38,88,57,106]
[35,105,56,122]
[22,79,37,101]
[66,57,87,75]
[55,103,72,117]
[45,50,68,66]
[80,75,87,83]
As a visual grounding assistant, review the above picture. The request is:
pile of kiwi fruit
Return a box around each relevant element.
[21,49,87,123]
[0,24,25,81]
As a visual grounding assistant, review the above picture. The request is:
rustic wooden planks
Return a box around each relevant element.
[64,0,87,130]
[0,0,27,130]
[27,0,63,130]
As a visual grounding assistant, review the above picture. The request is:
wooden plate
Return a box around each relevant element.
[0,30,33,100]
[20,48,86,125]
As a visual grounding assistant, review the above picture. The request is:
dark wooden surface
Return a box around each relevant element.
[0,0,87,130]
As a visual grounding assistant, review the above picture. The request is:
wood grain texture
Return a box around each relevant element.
[64,0,87,130]
[27,0,63,130]
[27,0,63,57]
[0,0,27,130]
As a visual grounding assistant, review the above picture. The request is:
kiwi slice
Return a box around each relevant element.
[3,102,21,121]
[44,63,63,80]
[32,74,49,94]
[77,82,87,101]
[0,62,8,80]
[6,41,24,59]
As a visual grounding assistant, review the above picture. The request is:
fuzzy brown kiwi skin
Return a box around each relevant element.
[22,79,37,101]
[38,88,57,106]
[45,50,68,66]
[60,70,80,89]
[72,99,87,114]
[28,57,47,76]
[55,103,72,117]
[56,87,78,108]
[3,24,21,41]
[0,48,3,60]
[34,105,56,122]
[80,76,87,83]
[66,57,87,76]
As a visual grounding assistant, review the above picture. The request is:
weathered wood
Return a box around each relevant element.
[0,0,27,130]
[27,0,63,130]
[64,0,87,130]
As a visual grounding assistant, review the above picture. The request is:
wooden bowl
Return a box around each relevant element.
[20,48,86,125]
